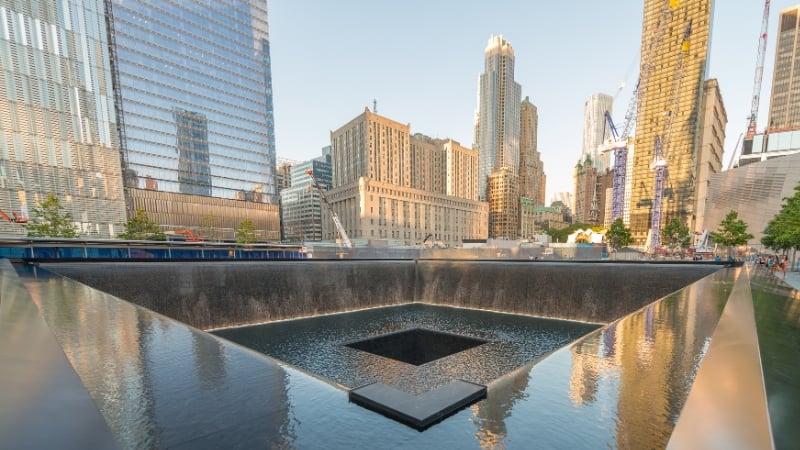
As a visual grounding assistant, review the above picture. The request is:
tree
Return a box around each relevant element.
[199,213,220,242]
[762,183,800,269]
[605,218,633,252]
[236,219,258,244]
[710,210,753,258]
[118,209,165,240]
[24,194,80,238]
[662,218,691,254]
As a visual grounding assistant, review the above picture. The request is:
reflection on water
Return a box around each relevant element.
[21,267,296,448]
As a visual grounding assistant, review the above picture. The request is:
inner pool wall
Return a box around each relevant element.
[44,260,721,329]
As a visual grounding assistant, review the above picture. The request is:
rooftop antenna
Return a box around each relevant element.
[373,99,377,113]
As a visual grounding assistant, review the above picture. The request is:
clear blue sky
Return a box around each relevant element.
[269,1,786,202]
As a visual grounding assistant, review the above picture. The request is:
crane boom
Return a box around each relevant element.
[306,170,352,248]
[747,0,771,138]
[649,18,693,254]
[604,0,678,221]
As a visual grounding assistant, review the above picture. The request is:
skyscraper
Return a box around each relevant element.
[768,5,800,133]
[475,35,522,238]
[582,93,614,172]
[108,0,279,239]
[476,35,522,200]
[519,96,545,206]
[628,0,713,245]
[0,0,128,237]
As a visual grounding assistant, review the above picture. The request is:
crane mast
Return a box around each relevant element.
[306,169,352,248]
[649,19,693,254]
[605,0,678,221]
[747,0,771,138]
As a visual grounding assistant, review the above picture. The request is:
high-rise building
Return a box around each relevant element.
[475,37,521,195]
[768,5,800,133]
[628,0,713,245]
[280,149,331,243]
[0,0,128,237]
[328,108,487,247]
[693,79,726,235]
[475,35,522,237]
[108,0,279,239]
[519,97,545,206]
[582,93,614,171]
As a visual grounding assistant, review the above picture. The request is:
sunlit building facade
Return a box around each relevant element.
[583,93,614,171]
[629,0,712,244]
[108,0,279,238]
[0,0,127,237]
[519,96,545,206]
[767,5,800,133]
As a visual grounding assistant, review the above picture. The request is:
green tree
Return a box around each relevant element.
[761,183,800,263]
[545,222,595,243]
[236,219,258,244]
[662,218,691,254]
[24,194,80,238]
[605,218,634,252]
[199,213,219,242]
[118,209,165,240]
[710,210,753,258]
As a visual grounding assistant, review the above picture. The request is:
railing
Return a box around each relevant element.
[0,238,309,262]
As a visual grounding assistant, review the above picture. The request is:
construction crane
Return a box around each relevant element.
[306,169,352,248]
[648,19,693,254]
[602,0,679,221]
[747,0,771,139]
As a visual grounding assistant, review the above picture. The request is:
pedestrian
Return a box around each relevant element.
[782,256,789,278]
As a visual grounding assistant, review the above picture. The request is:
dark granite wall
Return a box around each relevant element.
[415,261,721,323]
[45,260,720,329]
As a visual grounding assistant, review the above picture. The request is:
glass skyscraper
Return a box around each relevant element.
[0,0,127,237]
[108,0,279,237]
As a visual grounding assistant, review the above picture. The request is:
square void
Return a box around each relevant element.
[345,328,488,366]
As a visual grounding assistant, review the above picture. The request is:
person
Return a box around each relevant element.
[782,256,789,278]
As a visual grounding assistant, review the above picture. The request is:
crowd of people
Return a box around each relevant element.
[755,254,790,278]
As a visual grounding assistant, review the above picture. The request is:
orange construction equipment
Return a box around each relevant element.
[0,209,27,223]
[174,229,203,242]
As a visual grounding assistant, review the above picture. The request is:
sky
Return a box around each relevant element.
[269,1,786,202]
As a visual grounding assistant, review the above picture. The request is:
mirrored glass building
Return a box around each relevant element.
[108,0,279,239]
[0,0,127,237]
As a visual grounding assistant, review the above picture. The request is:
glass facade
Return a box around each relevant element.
[109,0,276,204]
[0,0,127,237]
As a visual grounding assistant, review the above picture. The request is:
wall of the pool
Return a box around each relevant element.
[44,260,721,329]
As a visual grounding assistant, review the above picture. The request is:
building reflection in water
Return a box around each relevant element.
[25,270,295,448]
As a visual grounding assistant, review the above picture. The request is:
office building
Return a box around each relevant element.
[629,0,713,244]
[280,150,331,243]
[768,5,800,133]
[583,93,614,171]
[108,0,279,239]
[0,0,127,237]
[475,35,522,237]
[519,96,545,206]
[328,108,488,247]
[693,79,726,235]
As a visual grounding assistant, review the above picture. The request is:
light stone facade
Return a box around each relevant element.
[693,79,727,235]
[328,109,488,247]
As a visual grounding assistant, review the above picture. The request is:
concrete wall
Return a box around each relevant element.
[46,260,721,329]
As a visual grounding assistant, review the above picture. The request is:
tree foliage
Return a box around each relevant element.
[545,222,600,243]
[199,213,220,242]
[118,209,165,240]
[761,183,800,252]
[710,210,753,255]
[236,219,258,244]
[605,218,634,251]
[662,218,691,252]
[24,194,80,238]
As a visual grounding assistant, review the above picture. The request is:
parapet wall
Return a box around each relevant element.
[45,260,721,329]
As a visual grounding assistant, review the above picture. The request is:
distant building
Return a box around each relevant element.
[693,79,727,235]
[532,204,569,232]
[583,93,614,171]
[276,162,293,193]
[475,35,522,237]
[519,97,546,205]
[767,5,800,134]
[328,109,488,247]
[280,150,332,243]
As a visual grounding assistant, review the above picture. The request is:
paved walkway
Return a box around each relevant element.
[782,269,800,291]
